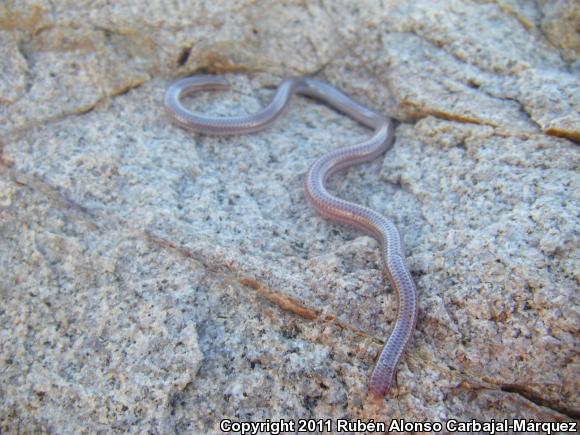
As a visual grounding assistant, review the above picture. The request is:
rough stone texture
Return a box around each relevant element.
[1,0,578,432]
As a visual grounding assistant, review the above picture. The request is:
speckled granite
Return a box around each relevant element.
[1,0,578,432]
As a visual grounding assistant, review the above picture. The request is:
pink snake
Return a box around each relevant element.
[164,76,418,398]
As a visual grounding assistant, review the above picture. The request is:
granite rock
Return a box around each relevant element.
[1,0,578,432]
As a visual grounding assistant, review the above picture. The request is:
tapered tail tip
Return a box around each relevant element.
[368,365,393,401]
[369,376,390,402]
[368,387,388,402]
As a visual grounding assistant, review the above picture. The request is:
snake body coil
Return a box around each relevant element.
[164,76,417,398]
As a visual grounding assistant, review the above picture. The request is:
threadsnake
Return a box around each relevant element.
[164,76,417,398]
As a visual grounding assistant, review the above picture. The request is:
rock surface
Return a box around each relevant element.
[1,0,578,432]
